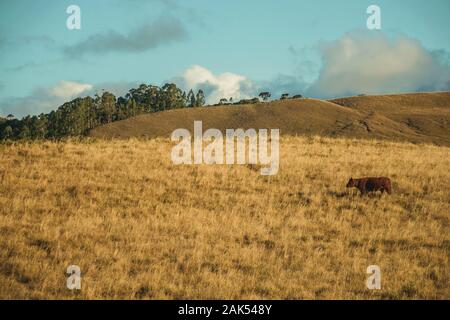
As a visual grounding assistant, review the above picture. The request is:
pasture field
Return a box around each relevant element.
[0,136,449,299]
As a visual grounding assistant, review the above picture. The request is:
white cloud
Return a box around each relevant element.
[174,65,255,104]
[174,31,450,103]
[307,31,450,97]
[50,81,93,99]
[0,80,93,117]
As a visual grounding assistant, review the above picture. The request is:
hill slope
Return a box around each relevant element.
[90,92,450,146]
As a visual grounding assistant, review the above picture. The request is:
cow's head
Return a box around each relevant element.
[346,178,355,188]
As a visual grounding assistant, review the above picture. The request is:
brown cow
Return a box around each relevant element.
[346,177,392,195]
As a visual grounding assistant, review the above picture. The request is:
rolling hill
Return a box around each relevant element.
[90,92,450,146]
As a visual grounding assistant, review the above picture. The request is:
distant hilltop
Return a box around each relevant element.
[90,92,450,147]
[1,87,449,146]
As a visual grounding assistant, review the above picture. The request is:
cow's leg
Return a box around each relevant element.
[359,188,366,196]
[386,185,392,194]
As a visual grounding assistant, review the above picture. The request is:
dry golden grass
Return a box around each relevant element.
[0,136,449,299]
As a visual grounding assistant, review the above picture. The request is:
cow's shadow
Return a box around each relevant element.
[327,190,387,198]
[327,191,348,198]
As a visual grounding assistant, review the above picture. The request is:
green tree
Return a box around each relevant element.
[98,92,117,124]
[258,92,271,101]
[187,89,196,108]
[2,125,13,139]
[1,83,203,140]
[29,114,48,139]
[161,83,186,110]
[18,125,30,139]
[195,89,205,107]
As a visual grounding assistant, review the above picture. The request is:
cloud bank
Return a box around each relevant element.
[172,65,255,104]
[0,80,146,118]
[171,32,450,103]
[63,16,187,58]
[308,31,450,98]
[50,81,93,99]
[0,81,93,117]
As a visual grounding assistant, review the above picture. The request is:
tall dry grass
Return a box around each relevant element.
[0,136,448,299]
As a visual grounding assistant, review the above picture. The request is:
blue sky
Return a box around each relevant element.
[0,0,449,117]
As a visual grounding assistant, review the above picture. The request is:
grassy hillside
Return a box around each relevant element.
[0,137,449,299]
[331,92,450,145]
[90,92,450,146]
